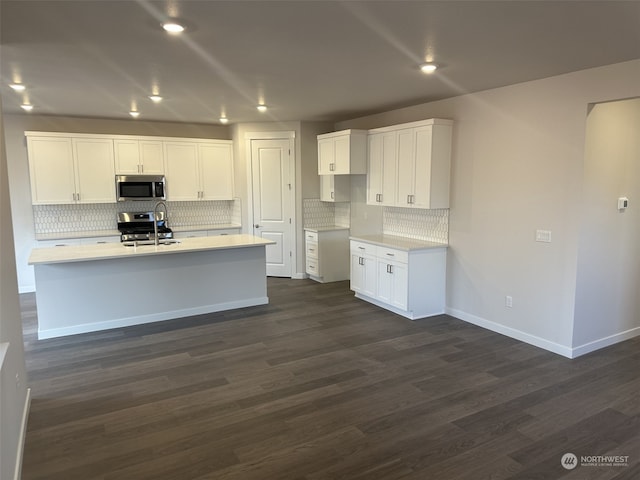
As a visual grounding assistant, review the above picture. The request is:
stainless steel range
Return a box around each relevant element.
[117,211,174,244]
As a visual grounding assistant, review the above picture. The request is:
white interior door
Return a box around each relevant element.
[251,138,293,277]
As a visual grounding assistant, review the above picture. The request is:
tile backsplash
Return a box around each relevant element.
[383,207,449,243]
[303,199,350,228]
[33,199,242,236]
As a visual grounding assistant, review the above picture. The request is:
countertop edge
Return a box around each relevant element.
[350,234,448,252]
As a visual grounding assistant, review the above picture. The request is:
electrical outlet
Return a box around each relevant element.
[505,296,513,308]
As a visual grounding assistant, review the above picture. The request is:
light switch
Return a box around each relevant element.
[536,230,552,243]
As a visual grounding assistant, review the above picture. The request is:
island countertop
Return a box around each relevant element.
[29,234,274,265]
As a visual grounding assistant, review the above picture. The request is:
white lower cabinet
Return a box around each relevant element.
[350,239,446,319]
[305,228,350,283]
[350,240,376,297]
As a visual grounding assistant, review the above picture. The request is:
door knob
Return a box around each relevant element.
[254,224,261,228]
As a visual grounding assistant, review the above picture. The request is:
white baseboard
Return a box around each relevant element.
[447,307,640,359]
[571,326,640,358]
[14,387,31,480]
[291,272,307,280]
[446,307,574,358]
[38,297,269,339]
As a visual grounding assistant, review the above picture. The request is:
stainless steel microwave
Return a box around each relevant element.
[115,175,166,201]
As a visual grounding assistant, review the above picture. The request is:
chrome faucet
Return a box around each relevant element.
[153,200,168,246]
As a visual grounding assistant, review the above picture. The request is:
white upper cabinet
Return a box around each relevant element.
[367,130,397,206]
[72,138,116,203]
[164,140,234,201]
[317,129,367,175]
[27,136,76,204]
[164,142,200,201]
[199,143,234,201]
[320,175,350,202]
[114,139,164,174]
[27,134,115,205]
[367,119,452,209]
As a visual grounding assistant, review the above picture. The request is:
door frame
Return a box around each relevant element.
[245,131,297,278]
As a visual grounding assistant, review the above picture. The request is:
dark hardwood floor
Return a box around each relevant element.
[20,278,639,479]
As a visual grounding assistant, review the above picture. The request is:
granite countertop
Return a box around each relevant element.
[29,234,273,265]
[350,234,448,252]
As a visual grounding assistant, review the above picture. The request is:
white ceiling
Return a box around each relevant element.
[1,1,639,125]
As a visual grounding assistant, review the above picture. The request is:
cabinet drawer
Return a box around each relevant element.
[306,260,319,276]
[350,240,375,255]
[377,246,409,264]
[306,241,318,258]
[305,231,318,242]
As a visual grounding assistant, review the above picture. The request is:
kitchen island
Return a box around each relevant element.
[29,235,275,339]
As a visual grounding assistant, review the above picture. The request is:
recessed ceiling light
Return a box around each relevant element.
[148,95,163,103]
[129,111,140,118]
[420,63,438,74]
[219,117,229,124]
[257,104,267,112]
[162,21,185,34]
[10,83,26,92]
[21,104,33,111]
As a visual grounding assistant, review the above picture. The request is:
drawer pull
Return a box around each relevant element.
[358,246,365,250]
[386,253,395,256]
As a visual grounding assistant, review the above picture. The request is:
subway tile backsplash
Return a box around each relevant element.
[33,199,241,236]
[383,207,449,243]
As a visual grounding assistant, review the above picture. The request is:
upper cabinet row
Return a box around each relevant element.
[317,119,453,209]
[25,132,234,205]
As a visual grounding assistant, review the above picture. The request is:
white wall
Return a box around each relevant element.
[337,60,640,357]
[0,97,30,480]
[3,114,230,292]
[573,98,640,352]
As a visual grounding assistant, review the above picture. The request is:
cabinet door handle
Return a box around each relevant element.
[330,163,335,171]
[387,264,393,274]
[331,191,334,199]
[140,164,144,173]
[359,257,364,265]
